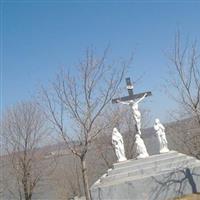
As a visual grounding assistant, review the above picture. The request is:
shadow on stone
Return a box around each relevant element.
[151,167,200,200]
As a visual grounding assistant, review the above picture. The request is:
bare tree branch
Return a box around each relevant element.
[40,48,130,200]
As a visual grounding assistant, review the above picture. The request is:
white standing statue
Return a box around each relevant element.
[112,128,127,162]
[154,118,169,153]
[135,134,149,159]
[117,93,147,135]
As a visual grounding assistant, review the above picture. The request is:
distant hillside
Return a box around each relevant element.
[1,117,199,199]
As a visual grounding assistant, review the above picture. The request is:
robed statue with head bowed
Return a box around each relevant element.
[112,128,127,162]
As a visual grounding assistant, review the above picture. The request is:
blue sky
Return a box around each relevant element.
[1,1,200,123]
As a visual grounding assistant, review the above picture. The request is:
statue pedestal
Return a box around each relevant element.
[90,151,200,200]
[160,147,170,153]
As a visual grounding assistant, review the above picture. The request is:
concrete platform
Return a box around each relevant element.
[90,151,200,200]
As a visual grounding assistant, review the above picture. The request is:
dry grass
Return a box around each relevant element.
[172,193,200,200]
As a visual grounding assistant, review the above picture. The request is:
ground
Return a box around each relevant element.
[172,193,200,200]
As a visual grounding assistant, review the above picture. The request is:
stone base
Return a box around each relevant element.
[160,147,170,154]
[137,153,149,159]
[118,157,127,162]
[90,151,200,200]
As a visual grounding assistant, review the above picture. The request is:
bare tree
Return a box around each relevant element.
[1,101,55,200]
[166,32,200,158]
[167,32,200,124]
[41,48,130,200]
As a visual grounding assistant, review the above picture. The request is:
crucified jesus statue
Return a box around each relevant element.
[117,93,147,135]
[112,77,151,135]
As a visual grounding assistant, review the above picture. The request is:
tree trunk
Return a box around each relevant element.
[75,161,82,197]
[22,172,31,200]
[80,157,91,200]
[23,178,30,200]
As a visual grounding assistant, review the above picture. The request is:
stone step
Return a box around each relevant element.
[91,163,200,200]
[113,151,179,169]
[97,159,200,188]
[93,162,200,191]
[91,151,200,200]
[109,154,187,176]
[101,156,197,184]
[154,159,200,175]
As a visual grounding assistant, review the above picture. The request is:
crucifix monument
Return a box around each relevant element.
[112,77,152,135]
[91,78,200,200]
